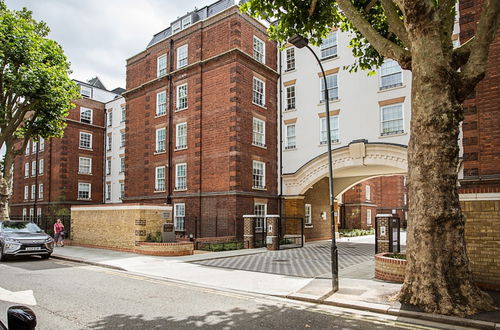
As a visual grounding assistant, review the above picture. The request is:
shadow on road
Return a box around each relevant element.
[1,257,72,271]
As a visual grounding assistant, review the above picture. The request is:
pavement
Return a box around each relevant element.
[51,234,500,329]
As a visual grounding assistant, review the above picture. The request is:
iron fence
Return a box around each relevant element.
[8,215,71,239]
[278,217,304,249]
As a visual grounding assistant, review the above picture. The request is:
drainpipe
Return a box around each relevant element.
[198,26,204,238]
[278,44,283,219]
[167,39,175,205]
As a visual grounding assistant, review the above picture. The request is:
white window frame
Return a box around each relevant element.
[367,209,372,226]
[172,21,181,34]
[106,134,112,151]
[285,124,296,150]
[320,31,338,59]
[25,142,30,155]
[285,47,295,71]
[380,103,404,136]
[366,185,371,201]
[24,186,29,200]
[286,85,295,110]
[155,166,166,191]
[37,207,42,218]
[156,91,167,116]
[176,84,188,110]
[31,160,36,176]
[31,184,36,200]
[254,203,267,232]
[120,183,125,200]
[305,204,312,226]
[320,74,339,101]
[157,54,167,77]
[177,44,188,69]
[252,77,265,107]
[120,132,126,148]
[174,203,186,231]
[156,127,166,152]
[22,208,27,220]
[107,111,113,127]
[32,141,37,153]
[38,184,44,200]
[320,116,340,144]
[181,16,192,29]
[78,183,91,200]
[79,132,92,149]
[105,183,111,200]
[24,163,29,178]
[252,118,266,148]
[253,36,265,64]
[29,208,34,219]
[78,157,92,175]
[252,160,265,189]
[80,107,93,124]
[120,105,126,123]
[106,159,111,175]
[39,159,44,175]
[175,163,187,190]
[175,122,187,150]
[120,157,125,173]
[80,85,92,98]
[39,138,45,151]
[379,60,403,90]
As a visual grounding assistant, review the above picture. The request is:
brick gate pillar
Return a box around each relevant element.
[266,215,280,251]
[243,215,255,249]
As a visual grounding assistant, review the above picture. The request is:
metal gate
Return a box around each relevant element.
[253,216,267,248]
[278,217,304,249]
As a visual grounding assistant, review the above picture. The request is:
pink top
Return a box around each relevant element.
[54,223,64,234]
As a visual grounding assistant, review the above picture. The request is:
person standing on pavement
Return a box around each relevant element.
[53,218,65,247]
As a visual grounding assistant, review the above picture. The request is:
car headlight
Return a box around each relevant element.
[45,237,54,243]
[5,237,20,244]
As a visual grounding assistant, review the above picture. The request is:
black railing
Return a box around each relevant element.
[8,215,71,239]
[253,216,267,248]
[278,217,304,249]
[196,241,245,252]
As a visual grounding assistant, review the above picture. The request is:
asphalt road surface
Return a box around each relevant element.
[0,257,455,330]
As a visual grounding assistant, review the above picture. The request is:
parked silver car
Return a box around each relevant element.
[0,220,54,261]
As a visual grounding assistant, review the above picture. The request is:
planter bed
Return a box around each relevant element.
[374,252,407,283]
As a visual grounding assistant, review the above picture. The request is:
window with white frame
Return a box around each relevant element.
[175,163,187,190]
[320,32,338,59]
[174,203,185,231]
[253,36,265,64]
[285,47,295,71]
[120,183,125,200]
[39,138,44,151]
[365,185,371,201]
[175,123,187,149]
[25,142,30,155]
[155,166,166,191]
[320,116,340,144]
[32,141,37,153]
[252,77,265,106]
[254,203,266,232]
[106,134,112,151]
[78,183,91,200]
[182,16,191,29]
[380,104,404,135]
[156,127,166,152]
[107,111,113,126]
[38,184,43,199]
[120,105,126,122]
[24,163,29,177]
[31,160,36,176]
[22,208,27,220]
[105,183,111,200]
[79,157,92,174]
[39,159,44,175]
[176,84,188,110]
[252,161,265,189]
[367,209,372,225]
[31,184,35,200]
[80,85,92,98]
[80,107,92,124]
[286,85,295,110]
[24,186,28,200]
[320,74,338,101]
[172,21,181,34]
[305,204,312,226]
[285,124,296,149]
[120,132,125,148]
[252,118,265,147]
[37,207,41,218]
[177,44,188,69]
[157,54,167,77]
[156,91,167,116]
[79,132,92,149]
[380,60,403,90]
[106,159,111,175]
[120,157,125,173]
[29,208,34,219]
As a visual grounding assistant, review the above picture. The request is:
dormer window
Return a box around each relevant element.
[172,21,181,34]
[182,16,192,29]
[80,85,92,98]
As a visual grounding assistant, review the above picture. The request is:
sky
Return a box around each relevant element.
[5,0,217,90]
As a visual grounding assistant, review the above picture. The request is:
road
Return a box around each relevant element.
[0,257,453,330]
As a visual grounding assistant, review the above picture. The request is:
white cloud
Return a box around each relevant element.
[5,0,216,89]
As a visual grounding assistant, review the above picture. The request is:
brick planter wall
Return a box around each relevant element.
[135,242,194,256]
[374,252,407,283]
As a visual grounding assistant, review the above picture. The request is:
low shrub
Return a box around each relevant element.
[146,231,162,243]
[339,228,375,237]
[386,253,406,260]
[198,241,244,251]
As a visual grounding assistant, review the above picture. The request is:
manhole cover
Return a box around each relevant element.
[273,259,290,263]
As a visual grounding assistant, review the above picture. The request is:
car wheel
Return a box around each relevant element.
[0,245,7,261]
[40,254,51,260]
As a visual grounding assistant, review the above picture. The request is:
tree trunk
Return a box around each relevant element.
[398,33,495,316]
[0,175,9,220]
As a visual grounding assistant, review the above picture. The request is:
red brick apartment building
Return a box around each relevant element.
[340,176,408,230]
[123,0,279,238]
[10,79,120,217]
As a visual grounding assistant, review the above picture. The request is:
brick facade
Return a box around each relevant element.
[10,98,106,216]
[124,6,279,239]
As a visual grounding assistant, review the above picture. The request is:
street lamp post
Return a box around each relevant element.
[289,35,339,293]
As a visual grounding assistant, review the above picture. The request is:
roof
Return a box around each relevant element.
[147,0,236,48]
[111,87,126,95]
[87,77,107,90]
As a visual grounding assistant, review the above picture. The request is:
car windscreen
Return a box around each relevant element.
[1,221,42,233]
